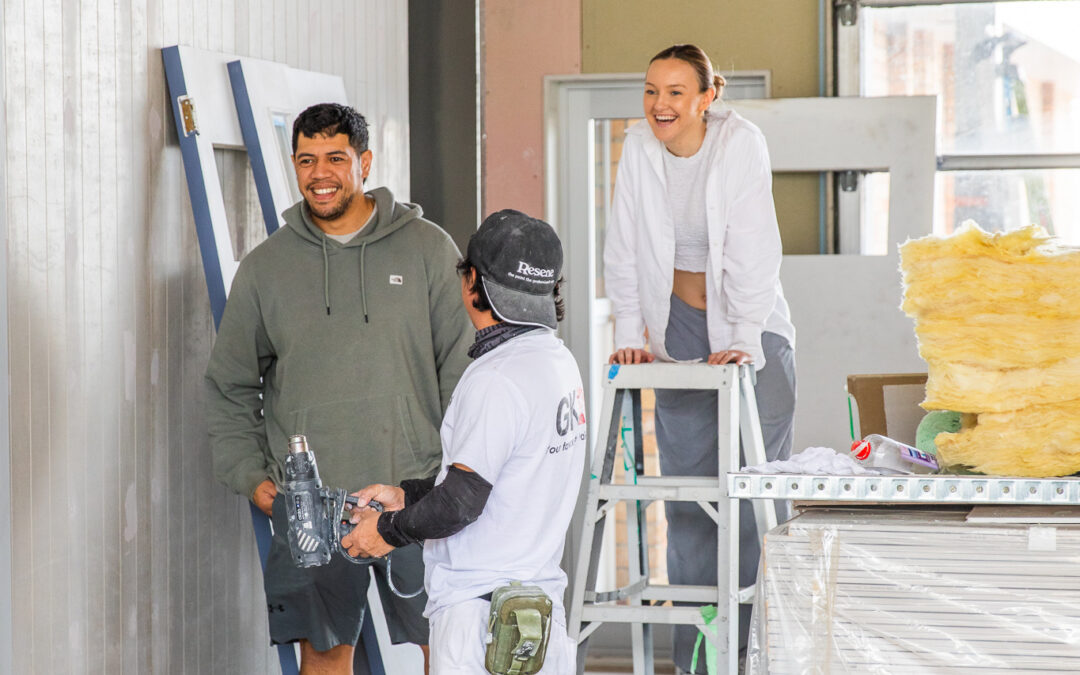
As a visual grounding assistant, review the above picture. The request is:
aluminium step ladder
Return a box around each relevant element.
[569,363,780,675]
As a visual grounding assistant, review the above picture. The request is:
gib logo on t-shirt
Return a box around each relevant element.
[555,387,586,437]
[550,387,587,455]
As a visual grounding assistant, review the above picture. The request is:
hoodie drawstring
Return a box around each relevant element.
[321,235,331,315]
[360,241,369,323]
[321,235,368,322]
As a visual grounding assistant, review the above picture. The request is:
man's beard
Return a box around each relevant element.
[307,190,354,221]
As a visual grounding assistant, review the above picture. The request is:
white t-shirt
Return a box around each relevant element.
[423,329,587,619]
[663,147,710,273]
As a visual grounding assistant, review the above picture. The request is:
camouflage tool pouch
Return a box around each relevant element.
[484,581,553,675]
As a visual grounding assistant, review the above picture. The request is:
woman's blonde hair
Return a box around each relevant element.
[650,44,725,100]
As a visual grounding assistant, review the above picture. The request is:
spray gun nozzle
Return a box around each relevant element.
[288,434,309,455]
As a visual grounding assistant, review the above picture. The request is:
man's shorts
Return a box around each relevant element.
[429,598,575,674]
[265,493,430,653]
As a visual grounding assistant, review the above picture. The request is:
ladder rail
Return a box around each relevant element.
[717,368,740,675]
[570,383,620,673]
[740,367,779,536]
[624,390,654,674]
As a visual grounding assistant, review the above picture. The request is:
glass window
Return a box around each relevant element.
[863,168,1080,248]
[271,112,302,203]
[845,1,1080,246]
[592,118,640,299]
[215,148,267,261]
[861,2,1080,155]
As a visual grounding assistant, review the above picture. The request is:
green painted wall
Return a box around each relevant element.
[582,0,823,254]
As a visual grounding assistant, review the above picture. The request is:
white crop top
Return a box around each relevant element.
[662,148,710,273]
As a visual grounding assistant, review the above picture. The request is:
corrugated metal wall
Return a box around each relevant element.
[1,1,409,672]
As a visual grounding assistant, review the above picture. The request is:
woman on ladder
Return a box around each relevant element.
[604,43,797,673]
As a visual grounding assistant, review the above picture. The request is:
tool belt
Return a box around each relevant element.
[483,582,553,675]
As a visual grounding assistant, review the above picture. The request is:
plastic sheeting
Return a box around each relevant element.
[747,510,1080,674]
[900,222,1080,476]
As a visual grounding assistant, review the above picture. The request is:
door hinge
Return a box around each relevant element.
[178,95,199,136]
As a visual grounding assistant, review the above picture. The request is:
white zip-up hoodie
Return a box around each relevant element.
[603,109,795,370]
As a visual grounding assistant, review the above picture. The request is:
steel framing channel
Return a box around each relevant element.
[729,473,1080,505]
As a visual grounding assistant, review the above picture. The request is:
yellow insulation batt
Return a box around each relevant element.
[934,398,1080,477]
[900,222,1080,476]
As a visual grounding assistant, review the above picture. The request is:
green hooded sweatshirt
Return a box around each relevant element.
[205,187,473,499]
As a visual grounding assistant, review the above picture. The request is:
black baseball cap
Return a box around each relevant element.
[468,209,563,330]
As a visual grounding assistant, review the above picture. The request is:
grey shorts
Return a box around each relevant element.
[265,494,430,652]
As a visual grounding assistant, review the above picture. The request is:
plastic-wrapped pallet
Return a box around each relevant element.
[899,222,1080,476]
[746,510,1080,674]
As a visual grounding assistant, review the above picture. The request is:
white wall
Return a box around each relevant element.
[1,1,409,672]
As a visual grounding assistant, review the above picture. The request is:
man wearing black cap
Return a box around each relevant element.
[343,209,586,673]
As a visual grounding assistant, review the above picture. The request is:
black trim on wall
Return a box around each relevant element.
[408,0,479,253]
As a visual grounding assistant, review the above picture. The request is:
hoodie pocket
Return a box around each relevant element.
[400,394,441,468]
[289,394,439,488]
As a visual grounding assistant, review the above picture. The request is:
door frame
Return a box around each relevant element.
[0,2,13,667]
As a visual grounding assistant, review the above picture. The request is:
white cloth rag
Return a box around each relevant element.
[741,446,884,475]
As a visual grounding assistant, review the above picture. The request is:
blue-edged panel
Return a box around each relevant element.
[227,60,281,237]
[355,614,388,675]
[162,45,298,675]
[161,45,229,330]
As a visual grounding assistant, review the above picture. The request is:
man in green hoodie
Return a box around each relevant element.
[205,103,472,672]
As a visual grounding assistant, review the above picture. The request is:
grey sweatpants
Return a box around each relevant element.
[654,295,796,672]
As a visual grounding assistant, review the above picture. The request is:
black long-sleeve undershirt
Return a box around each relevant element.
[377,465,493,547]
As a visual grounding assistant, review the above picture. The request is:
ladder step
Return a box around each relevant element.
[639,584,722,604]
[597,476,723,502]
[604,362,737,391]
[584,583,751,605]
[582,584,752,605]
[738,583,756,604]
[586,577,648,603]
[581,604,726,626]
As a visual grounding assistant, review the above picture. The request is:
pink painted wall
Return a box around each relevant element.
[481,0,581,218]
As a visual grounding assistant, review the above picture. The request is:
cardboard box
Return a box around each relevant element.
[846,373,928,444]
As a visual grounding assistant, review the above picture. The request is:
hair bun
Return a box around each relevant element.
[713,73,726,90]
